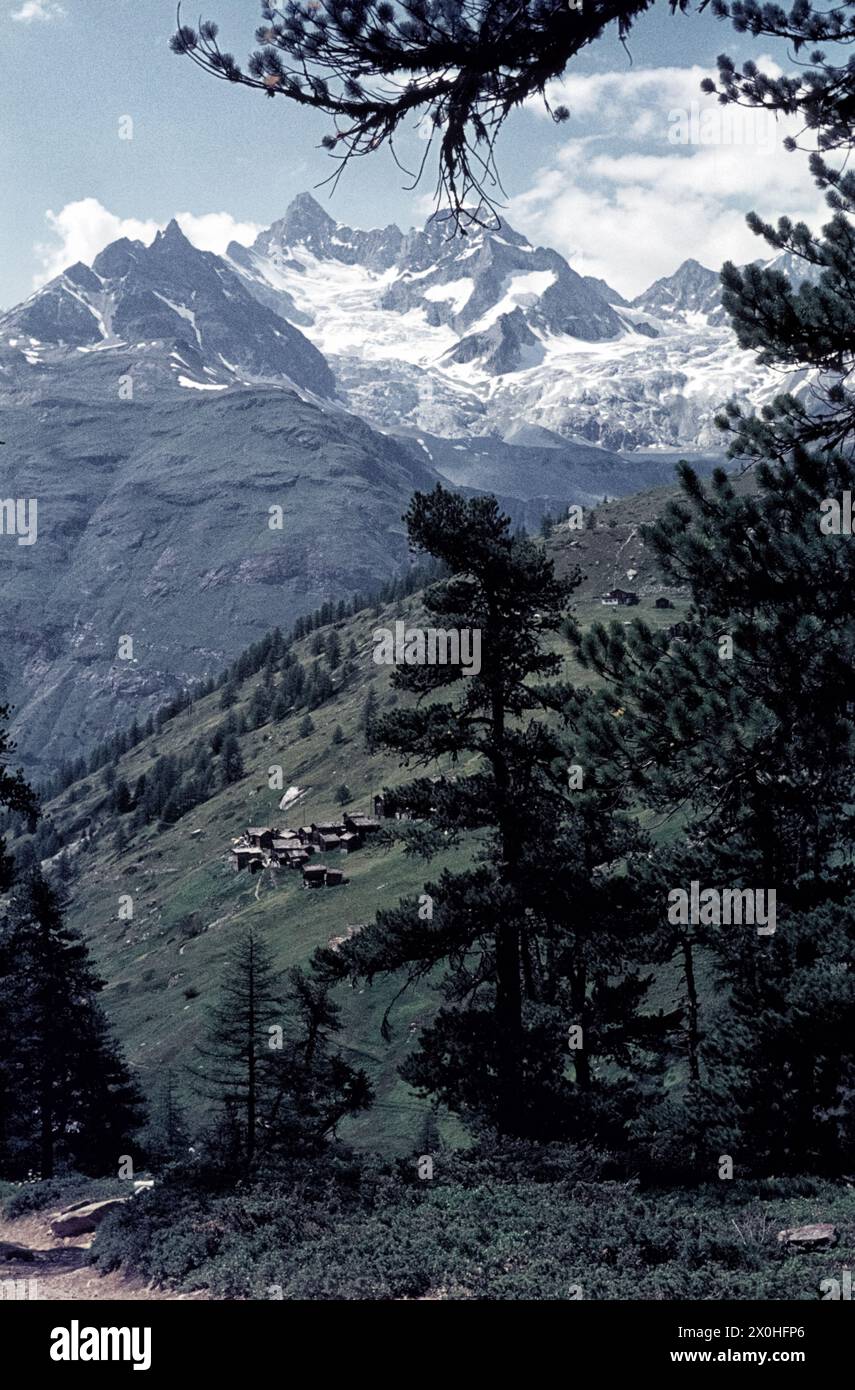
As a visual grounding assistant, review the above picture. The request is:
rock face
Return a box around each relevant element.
[777,1223,838,1249]
[0,382,438,777]
[379,207,625,342]
[2,219,336,398]
[583,275,629,308]
[49,1197,128,1238]
[631,258,726,325]
[268,192,403,270]
[444,308,543,375]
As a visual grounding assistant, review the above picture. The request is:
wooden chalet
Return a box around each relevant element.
[344,812,381,836]
[601,588,639,607]
[311,821,345,847]
[230,847,264,873]
[316,832,342,852]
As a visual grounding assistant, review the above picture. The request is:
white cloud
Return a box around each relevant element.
[539,61,781,119]
[11,1,65,21]
[512,60,826,297]
[175,211,262,256]
[33,198,261,285]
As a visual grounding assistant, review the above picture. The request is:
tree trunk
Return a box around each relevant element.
[491,658,524,1136]
[680,933,700,1084]
[246,937,256,1167]
[39,1066,54,1179]
[570,965,590,1090]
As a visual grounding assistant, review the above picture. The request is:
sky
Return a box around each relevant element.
[0,0,831,307]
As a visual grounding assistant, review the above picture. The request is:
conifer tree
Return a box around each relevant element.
[0,702,38,893]
[220,733,245,786]
[172,1,678,220]
[145,1069,190,1169]
[194,928,282,1169]
[567,65,855,1163]
[316,486,654,1139]
[195,934,371,1168]
[0,872,144,1178]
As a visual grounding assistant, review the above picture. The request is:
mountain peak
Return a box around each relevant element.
[272,192,336,244]
[154,218,193,249]
[252,193,403,272]
[286,191,334,223]
[632,258,724,324]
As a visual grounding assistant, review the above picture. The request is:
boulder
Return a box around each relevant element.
[777,1223,838,1249]
[49,1197,127,1238]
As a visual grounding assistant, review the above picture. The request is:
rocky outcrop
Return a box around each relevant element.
[49,1198,128,1238]
[777,1222,838,1249]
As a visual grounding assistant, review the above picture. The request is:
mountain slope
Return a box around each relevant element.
[0,383,437,776]
[19,484,704,1152]
[1,220,336,399]
[631,257,727,326]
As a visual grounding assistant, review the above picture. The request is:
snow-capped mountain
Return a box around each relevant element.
[631,258,726,326]
[0,218,335,400]
[221,194,790,451]
[0,193,800,773]
[2,193,799,453]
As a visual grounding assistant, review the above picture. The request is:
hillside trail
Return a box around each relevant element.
[0,1211,207,1301]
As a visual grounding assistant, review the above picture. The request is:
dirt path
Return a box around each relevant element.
[0,1212,207,1301]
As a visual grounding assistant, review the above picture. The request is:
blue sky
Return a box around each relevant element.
[0,0,827,305]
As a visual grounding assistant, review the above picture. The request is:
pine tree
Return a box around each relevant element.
[219,733,244,786]
[569,395,855,1169]
[194,928,281,1169]
[144,1069,190,1169]
[172,2,663,220]
[315,486,652,1139]
[265,968,373,1150]
[219,679,238,710]
[0,703,38,893]
[0,872,144,1178]
[325,631,341,669]
[360,688,379,743]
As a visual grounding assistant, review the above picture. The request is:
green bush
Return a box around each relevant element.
[1,1173,121,1219]
[87,1151,855,1300]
